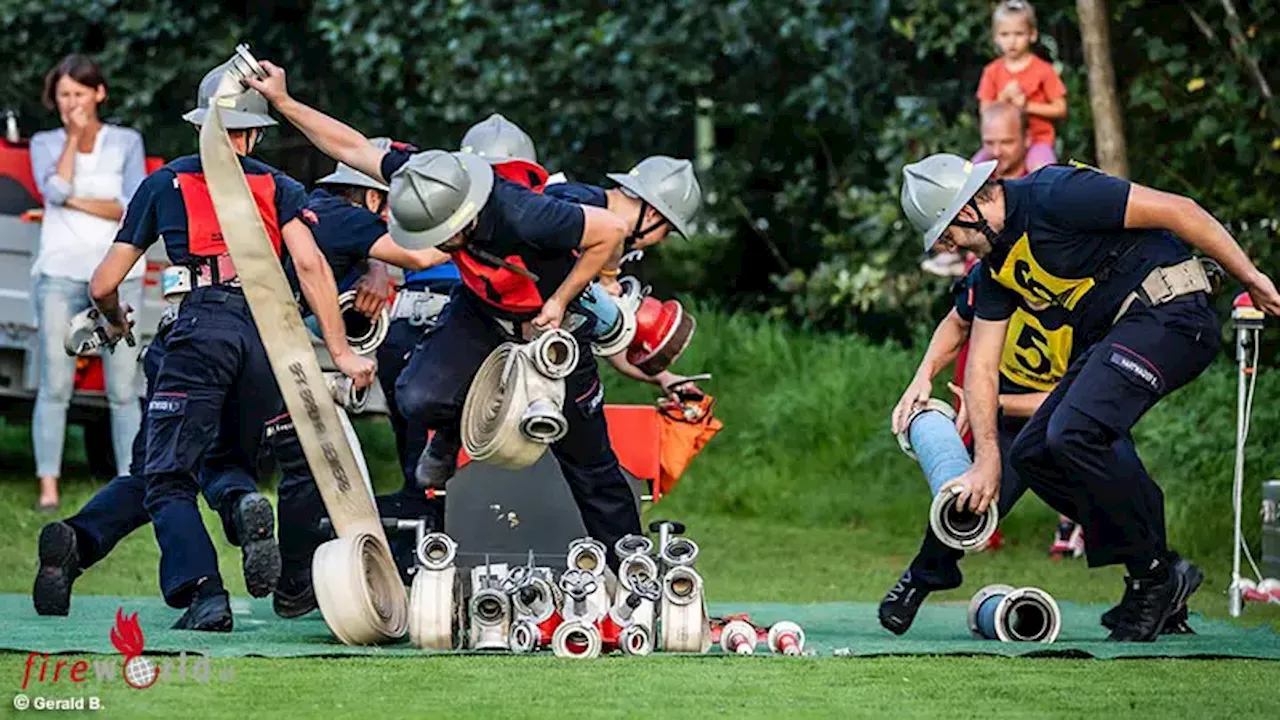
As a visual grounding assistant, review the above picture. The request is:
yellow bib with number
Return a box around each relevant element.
[1000,308,1073,392]
[993,234,1095,312]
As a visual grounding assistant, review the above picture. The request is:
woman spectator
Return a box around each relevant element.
[28,54,146,511]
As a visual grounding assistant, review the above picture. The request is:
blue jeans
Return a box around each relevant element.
[32,273,143,478]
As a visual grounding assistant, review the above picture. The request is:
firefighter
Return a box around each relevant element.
[83,61,373,631]
[899,154,1280,640]
[243,59,683,568]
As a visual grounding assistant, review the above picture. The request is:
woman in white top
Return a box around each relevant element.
[29,55,147,511]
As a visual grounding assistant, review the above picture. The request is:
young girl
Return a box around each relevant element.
[974,0,1066,171]
[28,55,147,510]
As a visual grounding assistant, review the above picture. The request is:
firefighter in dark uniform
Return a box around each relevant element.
[85,62,373,631]
[899,154,1280,640]
[243,59,697,568]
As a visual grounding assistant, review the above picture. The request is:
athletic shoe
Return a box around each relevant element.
[273,565,317,619]
[415,446,459,490]
[233,493,281,598]
[1067,523,1086,559]
[33,522,81,616]
[879,570,934,636]
[1049,520,1078,559]
[172,588,233,632]
[1106,558,1203,641]
[1102,555,1198,635]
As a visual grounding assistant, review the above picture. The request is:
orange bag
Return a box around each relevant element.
[656,393,723,496]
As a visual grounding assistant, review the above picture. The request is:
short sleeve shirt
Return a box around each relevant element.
[285,188,388,312]
[976,55,1067,146]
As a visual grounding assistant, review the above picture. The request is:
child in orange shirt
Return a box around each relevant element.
[974,0,1066,171]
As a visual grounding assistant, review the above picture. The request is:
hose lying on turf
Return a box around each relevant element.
[967,584,1061,643]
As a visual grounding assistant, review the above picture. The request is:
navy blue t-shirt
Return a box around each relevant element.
[544,182,608,209]
[381,148,586,319]
[116,154,306,264]
[284,188,388,313]
[973,165,1191,349]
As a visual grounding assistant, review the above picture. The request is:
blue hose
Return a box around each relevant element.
[575,284,622,340]
[975,593,1005,640]
[907,409,971,497]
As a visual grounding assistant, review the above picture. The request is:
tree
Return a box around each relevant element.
[1076,0,1128,177]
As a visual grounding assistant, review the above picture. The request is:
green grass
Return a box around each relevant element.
[0,304,1277,717]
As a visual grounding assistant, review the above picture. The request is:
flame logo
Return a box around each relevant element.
[109,608,145,658]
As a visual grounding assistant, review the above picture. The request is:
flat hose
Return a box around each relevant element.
[461,329,579,470]
[660,566,711,653]
[199,84,405,645]
[897,399,999,551]
[409,534,462,650]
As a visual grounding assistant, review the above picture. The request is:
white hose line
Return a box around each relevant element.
[660,566,711,653]
[408,565,460,650]
[200,95,405,644]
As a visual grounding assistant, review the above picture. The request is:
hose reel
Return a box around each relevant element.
[896,399,1000,551]
[461,329,579,470]
[967,584,1062,643]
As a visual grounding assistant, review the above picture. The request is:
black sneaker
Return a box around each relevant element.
[879,571,933,636]
[415,432,460,490]
[233,493,281,599]
[33,522,81,616]
[172,590,233,632]
[1106,559,1201,642]
[1102,556,1199,635]
[273,566,317,619]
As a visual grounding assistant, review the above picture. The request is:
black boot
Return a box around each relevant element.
[273,564,317,619]
[414,432,460,490]
[233,493,281,598]
[33,522,81,616]
[172,579,232,632]
[1102,554,1198,635]
[879,570,946,636]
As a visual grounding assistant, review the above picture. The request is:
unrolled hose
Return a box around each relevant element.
[312,533,411,646]
[967,584,1061,643]
[461,331,579,470]
[338,290,390,356]
[897,399,1000,551]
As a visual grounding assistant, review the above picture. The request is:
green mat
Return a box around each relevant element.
[1,594,1276,659]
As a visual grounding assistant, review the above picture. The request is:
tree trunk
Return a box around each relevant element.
[1077,0,1130,178]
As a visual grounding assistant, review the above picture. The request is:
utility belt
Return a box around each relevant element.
[389,289,451,327]
[1112,258,1218,324]
[161,255,241,302]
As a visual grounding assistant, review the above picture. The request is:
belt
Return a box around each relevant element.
[161,259,242,302]
[1112,258,1213,324]
[389,289,450,326]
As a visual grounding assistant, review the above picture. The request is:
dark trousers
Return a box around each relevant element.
[141,287,277,607]
[66,312,252,570]
[394,288,641,567]
[1009,295,1220,569]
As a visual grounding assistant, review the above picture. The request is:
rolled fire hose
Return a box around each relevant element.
[720,619,760,655]
[199,67,405,645]
[408,533,463,650]
[63,307,136,357]
[461,329,579,470]
[896,399,1000,551]
[967,584,1062,643]
[337,289,390,356]
[767,621,806,656]
[660,565,711,653]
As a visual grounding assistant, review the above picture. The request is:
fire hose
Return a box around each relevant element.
[63,307,136,357]
[576,279,640,357]
[199,49,406,645]
[896,399,1000,551]
[408,533,463,650]
[967,584,1061,643]
[566,538,613,620]
[602,577,660,656]
[460,329,579,470]
[660,565,711,653]
[767,621,805,656]
[719,619,759,655]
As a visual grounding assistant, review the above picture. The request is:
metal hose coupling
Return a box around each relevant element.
[577,280,641,357]
[468,560,512,651]
[967,584,1061,643]
[615,534,654,559]
[551,619,602,659]
[662,566,703,607]
[225,43,268,87]
[323,372,369,413]
[416,533,457,571]
[559,569,599,622]
[767,621,805,656]
[63,307,136,357]
[408,533,462,650]
[720,620,760,655]
[337,290,390,356]
[896,399,999,551]
[508,619,540,653]
[567,537,608,576]
[619,553,659,594]
[660,537,699,569]
[526,328,579,380]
